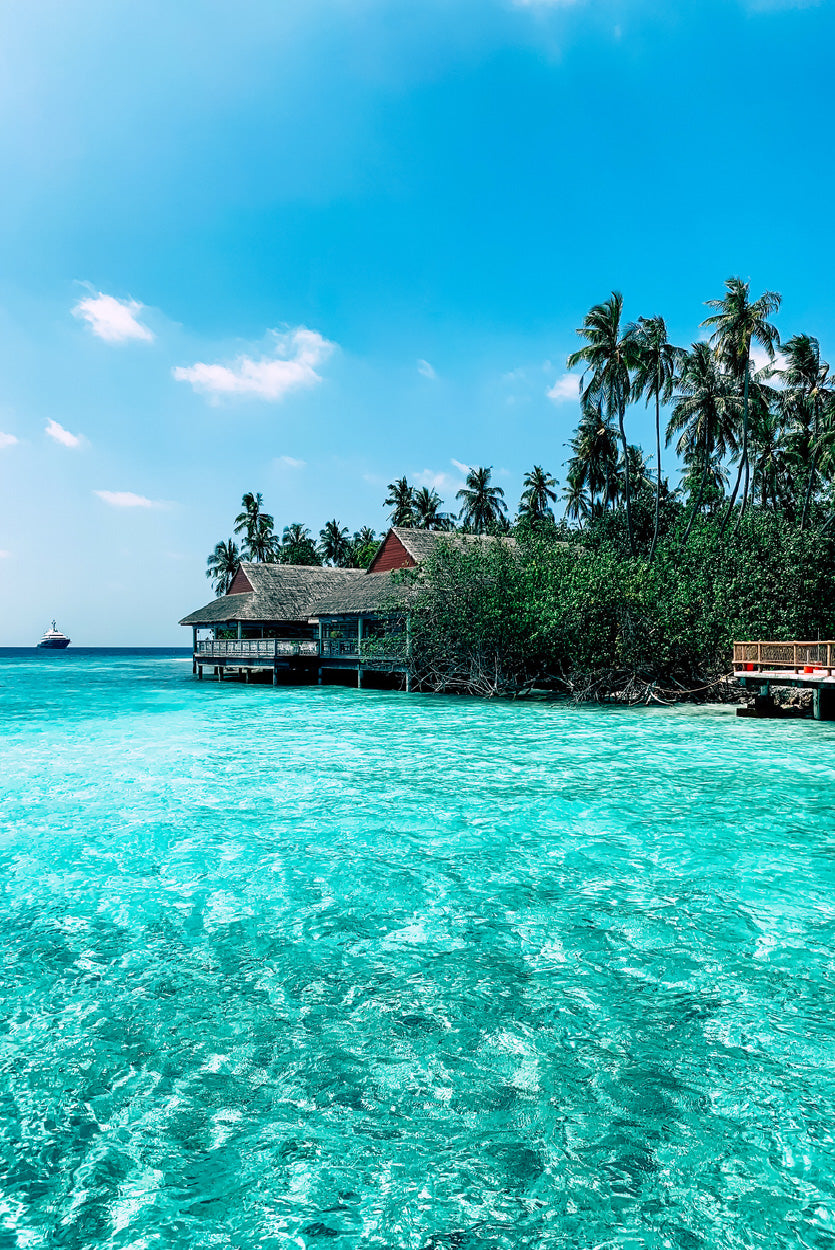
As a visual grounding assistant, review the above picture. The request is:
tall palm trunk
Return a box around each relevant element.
[801,397,819,531]
[682,428,710,546]
[649,371,661,562]
[740,356,750,519]
[618,402,636,556]
[720,356,749,536]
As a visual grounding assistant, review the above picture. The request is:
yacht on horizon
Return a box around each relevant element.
[37,621,71,650]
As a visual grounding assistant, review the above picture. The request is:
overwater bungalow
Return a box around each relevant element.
[181,527,471,687]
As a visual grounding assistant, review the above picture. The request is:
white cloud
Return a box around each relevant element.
[0,550,10,559]
[173,327,334,402]
[0,433,18,450]
[45,419,82,448]
[547,374,579,403]
[450,458,470,475]
[413,468,464,496]
[276,454,306,468]
[417,358,437,380]
[72,291,154,343]
[94,490,166,509]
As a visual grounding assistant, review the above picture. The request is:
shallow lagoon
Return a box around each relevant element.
[1,650,834,1248]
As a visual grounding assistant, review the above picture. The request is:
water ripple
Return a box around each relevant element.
[0,654,834,1247]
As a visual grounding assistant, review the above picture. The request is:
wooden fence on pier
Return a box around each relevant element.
[734,641,835,674]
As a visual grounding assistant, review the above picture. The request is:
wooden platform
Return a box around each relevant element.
[734,640,835,720]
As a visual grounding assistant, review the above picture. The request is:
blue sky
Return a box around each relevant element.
[1,0,833,643]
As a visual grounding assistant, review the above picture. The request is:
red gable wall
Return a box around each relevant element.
[368,531,417,573]
[227,567,254,595]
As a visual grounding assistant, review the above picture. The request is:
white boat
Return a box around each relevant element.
[37,621,71,649]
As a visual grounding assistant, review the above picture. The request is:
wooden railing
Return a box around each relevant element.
[320,638,360,658]
[734,641,835,673]
[196,639,319,659]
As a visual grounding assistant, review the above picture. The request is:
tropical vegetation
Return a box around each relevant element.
[203,277,835,698]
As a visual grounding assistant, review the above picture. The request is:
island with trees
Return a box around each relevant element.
[197,278,835,701]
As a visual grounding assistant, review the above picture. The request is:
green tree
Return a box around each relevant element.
[567,399,619,517]
[319,519,351,566]
[702,277,781,530]
[561,467,591,523]
[626,315,682,561]
[666,342,738,543]
[567,292,639,555]
[206,538,240,595]
[412,486,453,529]
[779,334,833,529]
[348,526,380,568]
[518,465,557,523]
[384,477,415,527]
[281,523,321,565]
[234,491,277,561]
[243,513,279,562]
[455,466,507,533]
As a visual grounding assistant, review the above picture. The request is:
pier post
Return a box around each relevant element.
[318,668,323,686]
[406,671,412,693]
[245,668,251,683]
[192,658,197,674]
[273,665,279,686]
[198,665,203,680]
[357,666,363,690]
[217,666,223,682]
[813,687,835,721]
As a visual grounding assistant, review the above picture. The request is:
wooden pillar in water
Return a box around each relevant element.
[198,665,203,680]
[812,685,835,720]
[217,666,223,682]
[357,666,363,689]
[273,665,279,686]
[245,668,251,683]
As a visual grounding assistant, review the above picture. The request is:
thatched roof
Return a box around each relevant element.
[312,572,417,617]
[392,527,516,560]
[179,563,365,626]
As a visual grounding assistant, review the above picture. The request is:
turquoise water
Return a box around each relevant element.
[1,651,835,1249]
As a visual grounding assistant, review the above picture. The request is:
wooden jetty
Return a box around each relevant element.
[734,640,835,720]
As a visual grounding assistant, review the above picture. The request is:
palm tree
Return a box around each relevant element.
[281,523,321,565]
[243,513,279,562]
[206,538,240,595]
[561,468,591,523]
[779,334,833,529]
[626,316,682,561]
[749,397,791,512]
[702,277,781,530]
[518,465,557,524]
[567,293,639,555]
[234,492,273,540]
[567,399,619,517]
[412,486,454,530]
[319,519,350,566]
[233,491,277,561]
[666,342,738,543]
[348,526,380,568]
[455,466,507,533]
[618,445,654,499]
[384,477,415,527]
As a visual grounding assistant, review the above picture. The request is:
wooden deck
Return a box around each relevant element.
[191,635,409,688]
[734,640,835,720]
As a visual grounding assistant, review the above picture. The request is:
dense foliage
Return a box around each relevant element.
[202,277,835,697]
[400,505,835,699]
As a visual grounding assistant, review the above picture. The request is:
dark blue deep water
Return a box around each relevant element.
[1,650,834,1248]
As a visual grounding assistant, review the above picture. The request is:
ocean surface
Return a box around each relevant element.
[1,649,834,1249]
